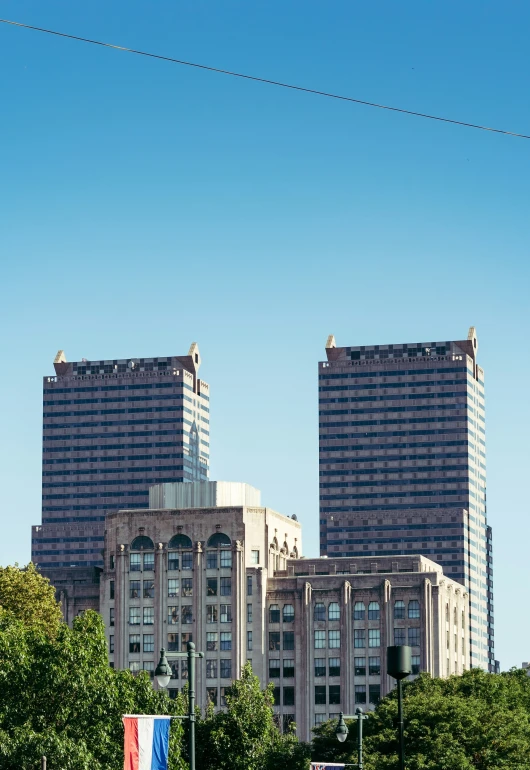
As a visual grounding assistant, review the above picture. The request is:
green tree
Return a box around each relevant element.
[0,608,187,770]
[196,663,310,770]
[0,562,61,635]
[311,669,530,770]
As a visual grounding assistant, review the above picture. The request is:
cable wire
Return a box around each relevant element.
[1,17,529,140]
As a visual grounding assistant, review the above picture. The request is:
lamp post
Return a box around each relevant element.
[335,708,368,769]
[155,642,204,770]
[386,645,412,770]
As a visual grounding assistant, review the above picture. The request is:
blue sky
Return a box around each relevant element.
[0,1,528,668]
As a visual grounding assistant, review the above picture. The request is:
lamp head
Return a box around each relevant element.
[155,648,172,688]
[335,712,348,743]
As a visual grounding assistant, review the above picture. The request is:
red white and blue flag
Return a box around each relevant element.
[310,765,345,769]
[310,764,346,769]
[123,715,171,770]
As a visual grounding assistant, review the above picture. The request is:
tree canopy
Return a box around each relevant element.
[311,669,530,770]
[0,562,62,635]
[0,608,187,770]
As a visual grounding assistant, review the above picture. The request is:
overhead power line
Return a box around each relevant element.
[1,17,529,140]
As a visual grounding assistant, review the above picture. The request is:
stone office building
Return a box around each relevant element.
[101,481,469,741]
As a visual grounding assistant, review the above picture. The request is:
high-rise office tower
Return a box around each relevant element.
[318,328,494,671]
[32,343,209,582]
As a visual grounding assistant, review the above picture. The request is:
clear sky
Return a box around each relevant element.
[0,1,528,668]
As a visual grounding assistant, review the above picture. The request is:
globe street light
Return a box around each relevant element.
[335,708,368,769]
[155,642,204,770]
[387,645,412,770]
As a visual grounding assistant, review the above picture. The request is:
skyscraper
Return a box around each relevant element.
[318,328,494,671]
[32,343,209,579]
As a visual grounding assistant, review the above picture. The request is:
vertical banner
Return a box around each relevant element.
[123,715,171,770]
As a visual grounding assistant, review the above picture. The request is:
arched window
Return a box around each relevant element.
[314,602,326,622]
[408,600,420,619]
[354,601,365,620]
[283,604,294,623]
[207,533,231,548]
[130,536,154,572]
[168,534,193,549]
[368,601,380,620]
[394,600,405,619]
[269,604,280,623]
[328,602,340,621]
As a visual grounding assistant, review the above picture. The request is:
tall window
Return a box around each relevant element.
[328,602,340,621]
[207,687,217,706]
[220,660,232,679]
[369,684,380,705]
[269,632,280,651]
[411,655,421,675]
[167,633,179,652]
[355,685,366,704]
[354,657,366,676]
[181,606,192,624]
[329,685,341,705]
[315,686,326,705]
[207,605,218,624]
[269,659,280,678]
[220,605,232,623]
[220,632,232,651]
[143,580,154,599]
[129,634,140,653]
[369,656,381,676]
[283,687,295,706]
[129,607,140,625]
[250,550,260,565]
[207,551,218,569]
[247,603,253,623]
[143,607,154,625]
[269,604,280,623]
[354,629,365,648]
[247,631,253,651]
[408,600,420,619]
[283,659,294,678]
[110,608,114,627]
[143,634,154,653]
[182,552,193,570]
[220,577,231,596]
[368,602,380,620]
[394,600,405,619]
[220,550,232,568]
[353,602,365,620]
[368,629,380,648]
[314,658,326,677]
[182,578,193,597]
[394,627,406,645]
[109,635,114,653]
[329,657,340,677]
[314,631,326,649]
[314,603,326,621]
[110,581,115,599]
[207,578,217,596]
[168,553,179,571]
[408,627,420,647]
[247,575,253,596]
[130,553,141,572]
[207,633,218,651]
[168,606,179,624]
[206,660,217,679]
[283,604,295,623]
[328,630,340,649]
[168,579,179,597]
[143,552,154,571]
[130,580,141,599]
[283,631,294,650]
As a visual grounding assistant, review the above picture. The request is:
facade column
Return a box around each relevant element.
[422,578,433,675]
[341,581,353,711]
[300,581,313,739]
[194,540,204,708]
[116,544,128,670]
[154,541,165,667]
[232,540,245,683]
[381,579,392,697]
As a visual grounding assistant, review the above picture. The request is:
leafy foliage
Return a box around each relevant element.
[311,669,530,770]
[0,562,62,635]
[0,609,187,770]
[196,663,310,770]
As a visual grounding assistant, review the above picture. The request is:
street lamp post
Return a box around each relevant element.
[335,708,368,769]
[386,645,412,770]
[155,642,204,770]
